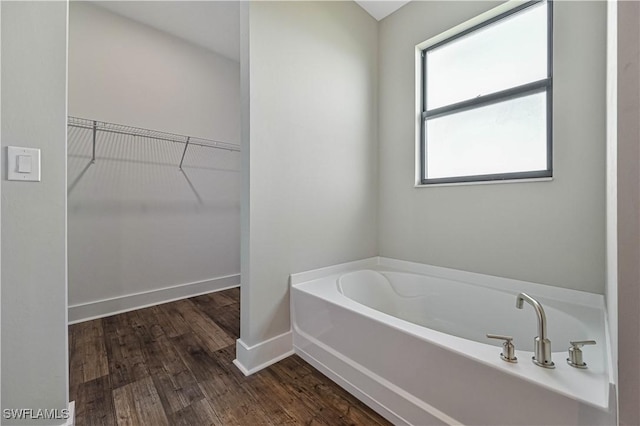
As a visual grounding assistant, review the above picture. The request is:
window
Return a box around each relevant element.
[420,1,552,185]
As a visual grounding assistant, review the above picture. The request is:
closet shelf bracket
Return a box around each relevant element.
[179,137,190,170]
[91,120,97,164]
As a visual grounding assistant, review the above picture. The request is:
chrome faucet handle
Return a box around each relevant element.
[570,340,597,347]
[487,334,518,363]
[567,340,596,369]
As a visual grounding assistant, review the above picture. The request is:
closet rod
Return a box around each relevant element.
[67,116,241,153]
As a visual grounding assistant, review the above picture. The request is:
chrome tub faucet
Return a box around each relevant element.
[516,292,555,369]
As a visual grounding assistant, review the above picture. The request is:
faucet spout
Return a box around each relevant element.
[515,292,548,340]
[515,292,554,368]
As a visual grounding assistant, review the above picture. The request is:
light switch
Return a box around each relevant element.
[8,146,41,181]
[17,155,32,173]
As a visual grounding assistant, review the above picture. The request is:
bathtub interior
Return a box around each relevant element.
[338,269,606,358]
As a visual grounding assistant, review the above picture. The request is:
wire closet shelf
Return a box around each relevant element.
[67,116,241,169]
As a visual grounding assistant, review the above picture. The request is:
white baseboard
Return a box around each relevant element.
[66,401,75,426]
[68,274,240,324]
[233,331,294,375]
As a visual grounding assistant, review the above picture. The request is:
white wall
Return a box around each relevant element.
[617,2,640,424]
[606,0,618,390]
[378,1,607,294]
[238,0,378,365]
[1,1,69,424]
[67,2,240,319]
[0,0,3,412]
[69,2,240,143]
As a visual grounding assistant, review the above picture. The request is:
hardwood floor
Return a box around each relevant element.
[69,288,390,426]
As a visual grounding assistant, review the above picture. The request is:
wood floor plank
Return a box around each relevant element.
[210,346,325,425]
[240,373,306,424]
[102,313,150,389]
[262,365,348,425]
[295,355,388,425]
[223,286,240,303]
[151,304,191,338]
[137,330,187,377]
[203,345,299,424]
[112,383,138,426]
[165,405,199,426]
[69,288,390,426]
[125,309,159,345]
[69,319,109,384]
[190,300,240,340]
[190,290,237,309]
[113,377,169,426]
[267,356,391,426]
[83,319,110,382]
[166,398,222,426]
[69,323,84,392]
[170,299,234,353]
[151,369,205,415]
[213,303,240,340]
[73,375,116,426]
[125,309,206,415]
[169,332,228,384]
[198,374,277,425]
[170,334,274,425]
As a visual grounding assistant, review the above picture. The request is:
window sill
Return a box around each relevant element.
[414,177,553,188]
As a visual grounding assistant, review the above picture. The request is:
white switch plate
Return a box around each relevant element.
[8,146,41,181]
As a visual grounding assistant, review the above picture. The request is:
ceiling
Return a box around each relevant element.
[95,1,410,63]
[354,1,410,21]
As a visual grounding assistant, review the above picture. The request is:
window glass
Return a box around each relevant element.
[426,2,547,110]
[426,92,547,179]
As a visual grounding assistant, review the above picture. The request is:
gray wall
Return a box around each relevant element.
[241,1,378,346]
[69,2,240,143]
[378,1,607,294]
[617,2,640,424]
[67,3,240,311]
[1,1,68,424]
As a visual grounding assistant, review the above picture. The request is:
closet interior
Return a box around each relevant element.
[67,1,241,323]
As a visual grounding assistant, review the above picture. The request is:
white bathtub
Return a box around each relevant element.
[290,257,616,426]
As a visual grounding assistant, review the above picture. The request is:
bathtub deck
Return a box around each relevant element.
[69,288,390,425]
